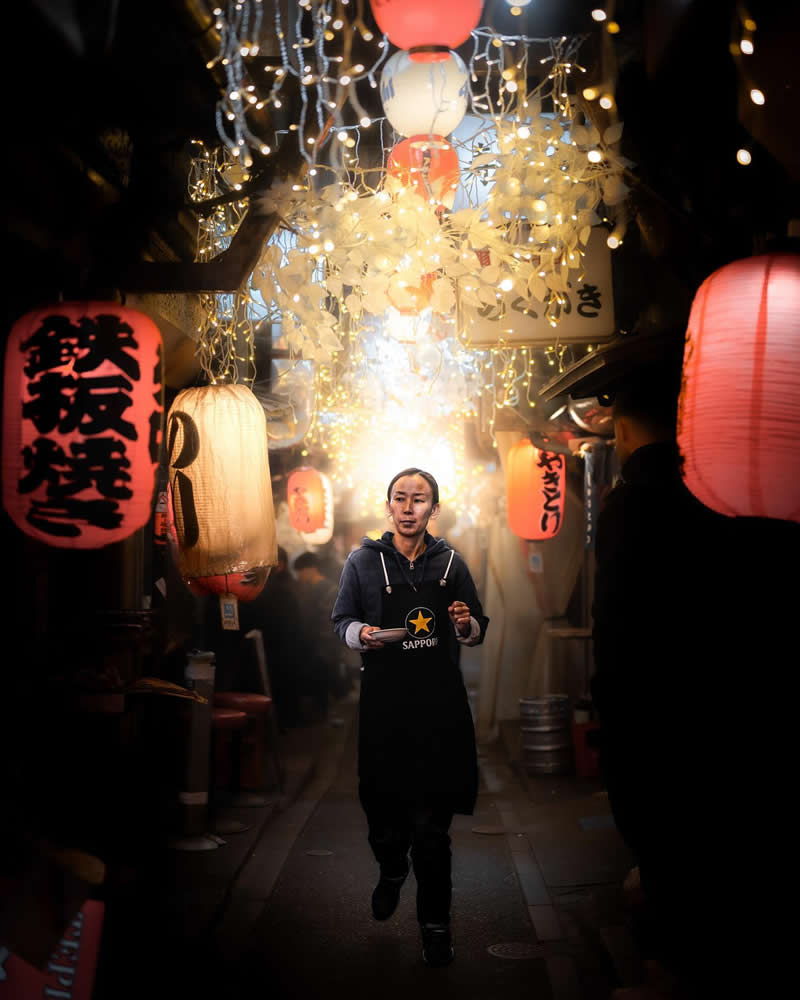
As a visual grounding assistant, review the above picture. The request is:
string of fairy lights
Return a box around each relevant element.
[188,3,628,518]
[187,141,260,385]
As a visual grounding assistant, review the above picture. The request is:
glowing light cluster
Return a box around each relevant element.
[188,142,261,383]
[302,315,485,517]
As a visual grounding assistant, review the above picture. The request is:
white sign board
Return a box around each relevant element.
[461,227,616,346]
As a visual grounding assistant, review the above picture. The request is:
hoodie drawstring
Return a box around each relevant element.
[375,538,452,595]
[440,548,455,587]
[379,552,392,594]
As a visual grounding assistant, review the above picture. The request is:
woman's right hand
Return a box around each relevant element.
[360,625,385,649]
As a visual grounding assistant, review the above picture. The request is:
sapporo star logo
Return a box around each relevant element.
[406,607,435,635]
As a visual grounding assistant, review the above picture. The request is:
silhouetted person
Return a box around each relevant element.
[332,468,488,968]
[238,546,306,729]
[293,550,346,714]
[590,357,798,997]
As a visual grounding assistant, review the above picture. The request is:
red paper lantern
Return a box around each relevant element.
[386,136,460,211]
[677,253,800,521]
[387,272,435,315]
[369,0,483,51]
[2,303,163,548]
[506,439,566,540]
[287,466,334,543]
[0,899,105,1000]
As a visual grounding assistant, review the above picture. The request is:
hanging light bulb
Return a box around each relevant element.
[607,220,626,248]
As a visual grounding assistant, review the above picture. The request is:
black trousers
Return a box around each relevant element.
[360,789,454,926]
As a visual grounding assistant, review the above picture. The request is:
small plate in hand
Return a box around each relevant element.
[369,628,407,643]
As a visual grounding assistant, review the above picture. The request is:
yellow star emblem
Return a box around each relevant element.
[409,610,432,634]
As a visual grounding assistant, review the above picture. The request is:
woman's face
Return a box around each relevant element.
[386,474,440,539]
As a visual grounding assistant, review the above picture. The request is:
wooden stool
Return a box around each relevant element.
[213,693,284,805]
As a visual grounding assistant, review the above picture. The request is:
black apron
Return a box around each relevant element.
[358,570,478,815]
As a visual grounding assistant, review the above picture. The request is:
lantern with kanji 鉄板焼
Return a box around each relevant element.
[166,382,277,600]
[2,303,163,548]
[506,439,566,540]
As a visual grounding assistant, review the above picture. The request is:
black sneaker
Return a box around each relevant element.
[371,871,407,920]
[421,923,454,967]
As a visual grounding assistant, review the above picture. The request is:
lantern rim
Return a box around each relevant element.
[408,46,450,63]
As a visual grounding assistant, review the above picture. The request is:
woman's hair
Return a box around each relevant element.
[386,468,439,505]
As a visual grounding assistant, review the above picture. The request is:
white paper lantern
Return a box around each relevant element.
[166,383,277,595]
[380,50,469,140]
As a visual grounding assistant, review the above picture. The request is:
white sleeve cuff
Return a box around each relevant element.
[455,616,480,645]
[345,621,369,650]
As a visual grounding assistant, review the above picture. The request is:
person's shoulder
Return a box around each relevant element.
[343,544,379,570]
[438,543,474,579]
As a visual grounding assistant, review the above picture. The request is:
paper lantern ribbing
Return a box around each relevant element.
[2,303,163,548]
[165,481,270,600]
[506,439,566,540]
[386,136,460,211]
[677,253,800,522]
[288,466,334,545]
[369,0,483,51]
[380,49,468,140]
[166,383,277,598]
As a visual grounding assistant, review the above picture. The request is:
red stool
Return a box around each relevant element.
[211,707,248,789]
[213,693,285,804]
[572,720,602,778]
[210,707,252,834]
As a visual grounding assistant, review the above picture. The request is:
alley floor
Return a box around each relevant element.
[93,689,639,1000]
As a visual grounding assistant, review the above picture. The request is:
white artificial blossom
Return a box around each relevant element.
[251,102,631,361]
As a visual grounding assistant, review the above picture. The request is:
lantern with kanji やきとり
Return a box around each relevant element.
[506,439,566,540]
[166,383,277,599]
[369,0,483,51]
[677,253,800,522]
[386,136,460,211]
[380,48,468,140]
[287,466,334,545]
[2,303,163,548]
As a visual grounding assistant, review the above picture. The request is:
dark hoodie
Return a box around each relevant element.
[331,531,489,660]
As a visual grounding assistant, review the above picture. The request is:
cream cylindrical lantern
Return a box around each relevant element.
[166,383,277,595]
[380,49,469,140]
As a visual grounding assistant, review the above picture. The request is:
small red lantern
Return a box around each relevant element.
[386,136,460,211]
[287,466,334,543]
[677,253,800,521]
[387,272,435,315]
[369,0,483,51]
[506,439,566,540]
[2,303,163,548]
